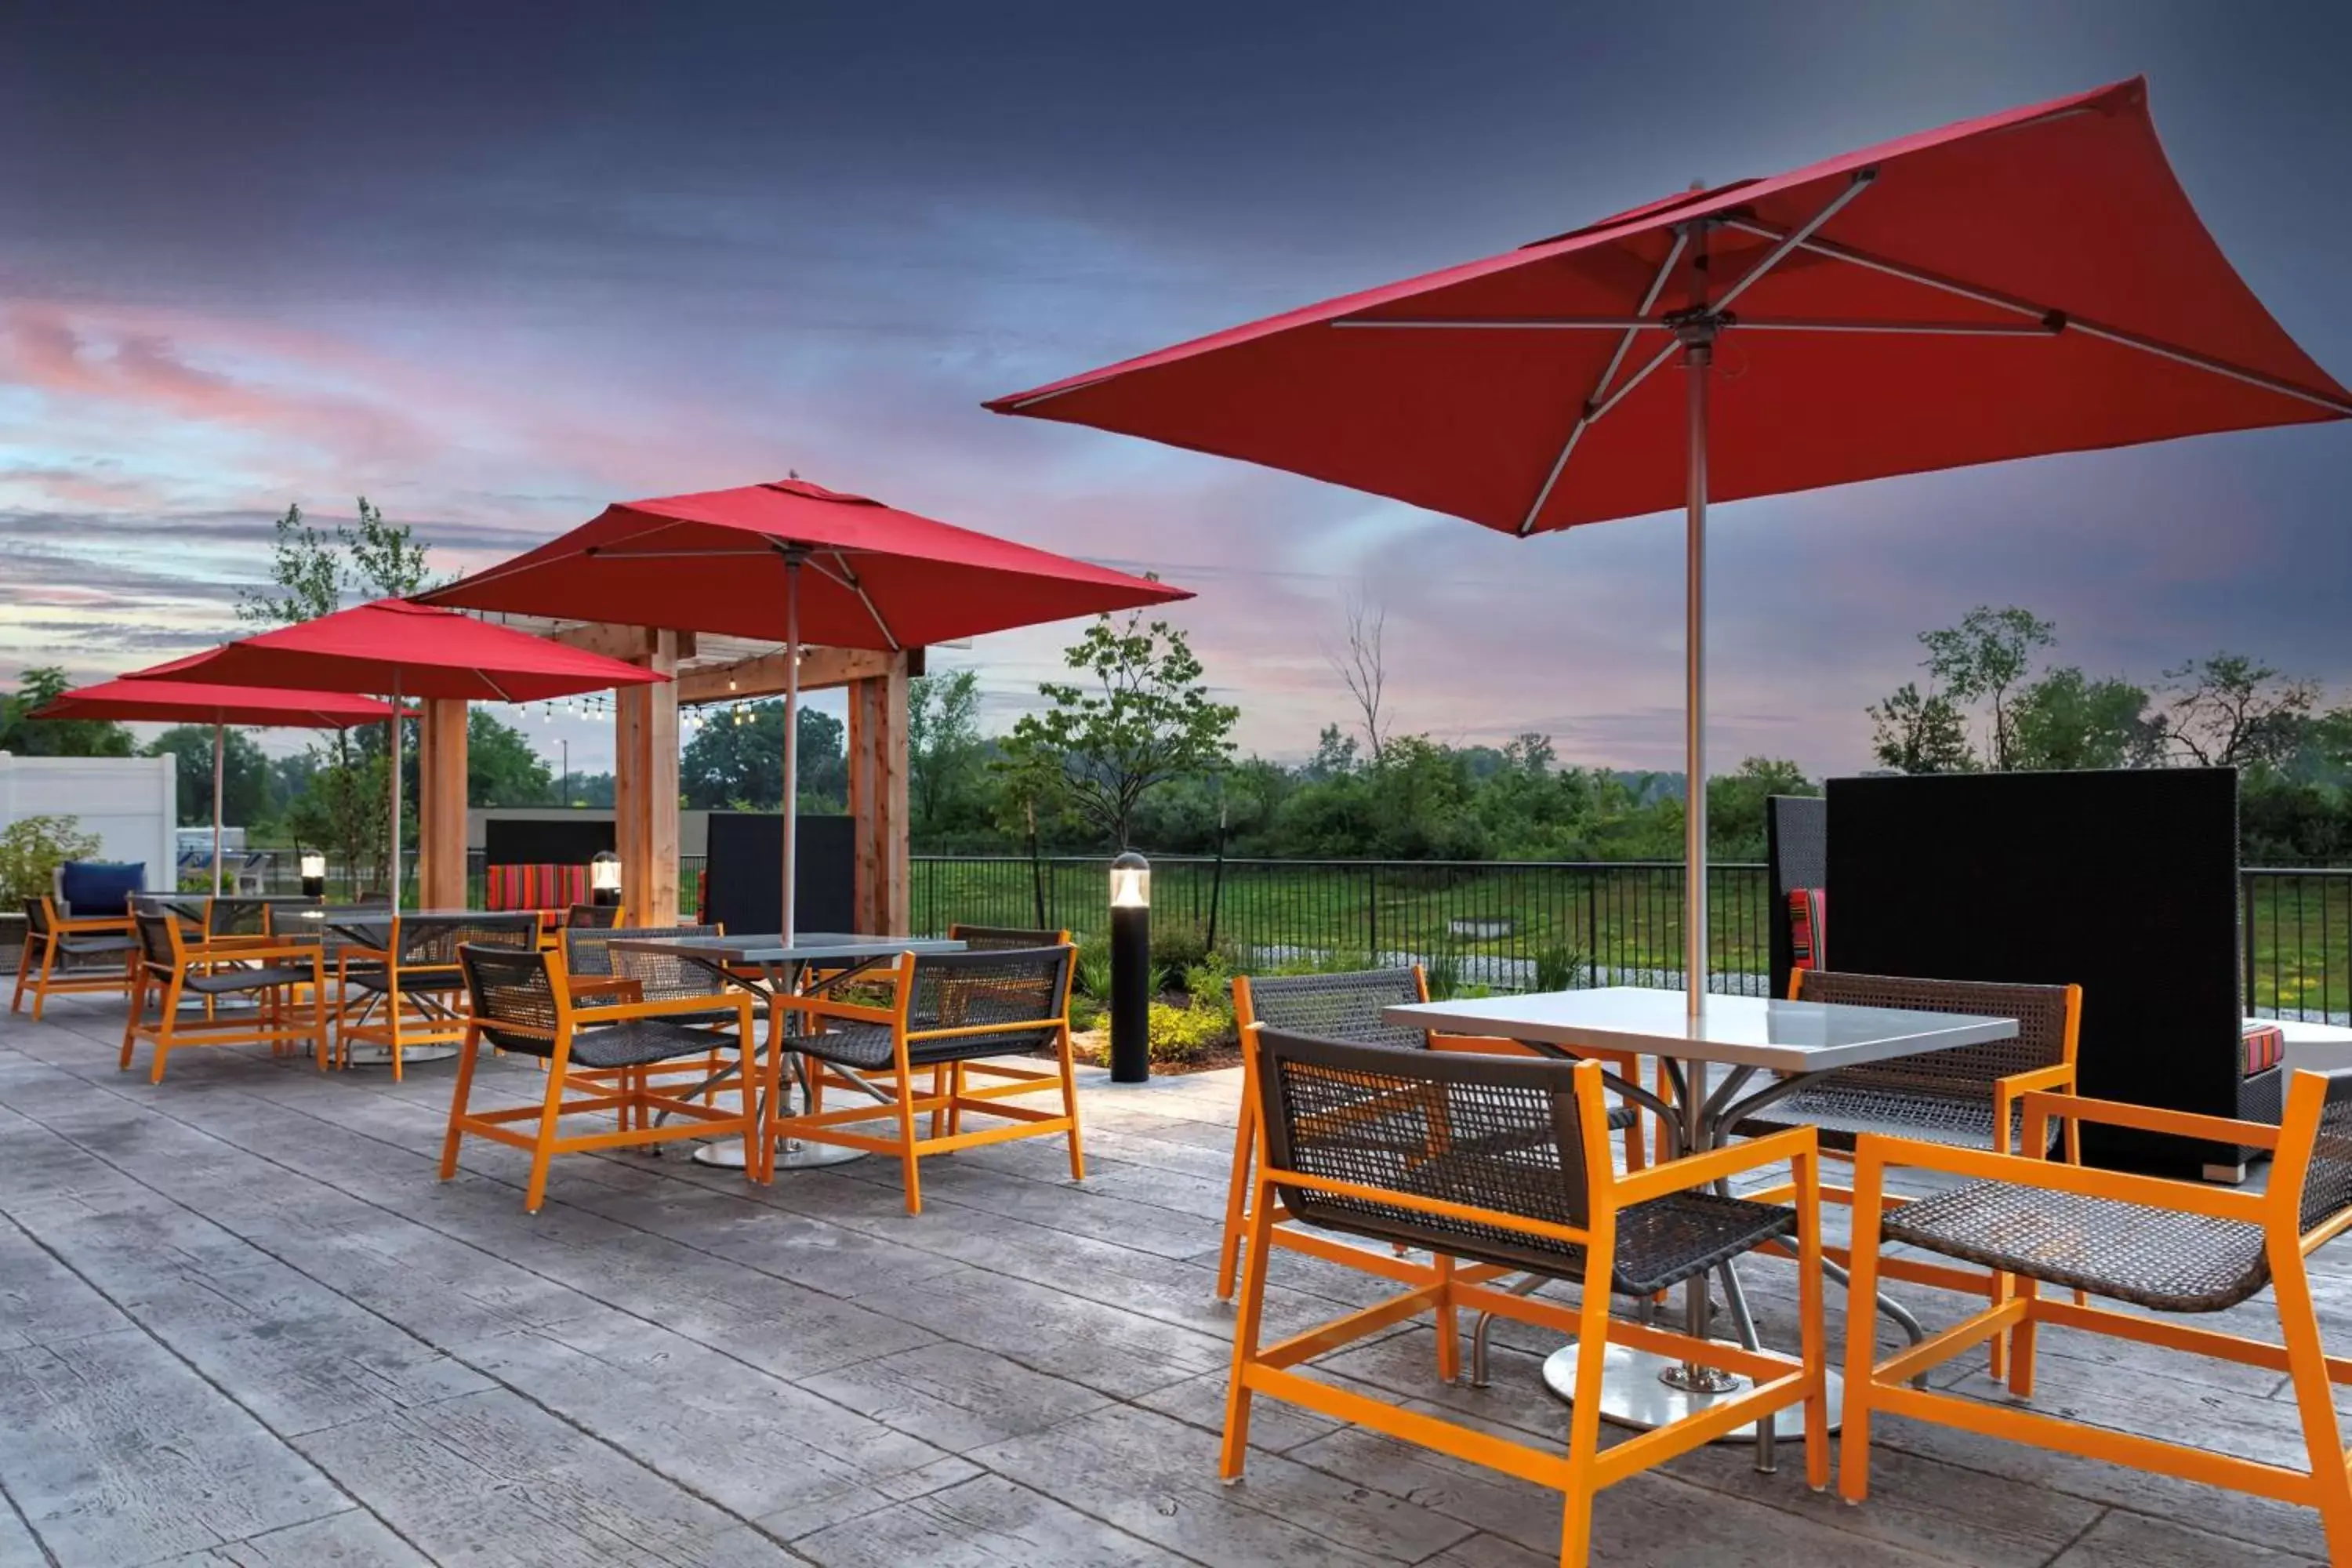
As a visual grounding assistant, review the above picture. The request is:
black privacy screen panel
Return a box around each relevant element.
[702,812,855,937]
[1766,795,1828,996]
[483,817,615,867]
[1826,768,2240,1174]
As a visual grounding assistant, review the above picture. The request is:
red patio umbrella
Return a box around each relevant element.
[34,677,394,897]
[987,75,2351,1014]
[425,477,1190,939]
[147,601,666,911]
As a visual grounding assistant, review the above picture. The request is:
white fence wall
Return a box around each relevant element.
[0,754,176,889]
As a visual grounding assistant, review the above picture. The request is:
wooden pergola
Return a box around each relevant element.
[409,619,913,931]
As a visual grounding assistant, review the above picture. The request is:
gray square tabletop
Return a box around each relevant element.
[1384,985,2016,1074]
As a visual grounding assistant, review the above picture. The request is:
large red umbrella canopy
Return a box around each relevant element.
[35,676,397,898]
[144,598,666,702]
[421,477,1190,648]
[987,76,2349,534]
[34,677,394,728]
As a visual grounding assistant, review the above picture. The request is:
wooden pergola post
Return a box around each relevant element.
[847,652,911,935]
[612,630,681,927]
[415,699,469,908]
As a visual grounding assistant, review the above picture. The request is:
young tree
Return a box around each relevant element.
[907,669,985,841]
[466,709,556,807]
[1918,605,2056,770]
[1329,588,1391,764]
[1867,682,1976,774]
[681,700,847,810]
[1000,609,1239,848]
[2161,652,2318,771]
[2007,667,2160,771]
[1705,757,1815,859]
[0,667,134,757]
[144,724,273,826]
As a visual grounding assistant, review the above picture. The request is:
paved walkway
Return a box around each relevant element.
[0,996,2343,1566]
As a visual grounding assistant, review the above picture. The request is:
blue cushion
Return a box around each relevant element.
[59,861,144,915]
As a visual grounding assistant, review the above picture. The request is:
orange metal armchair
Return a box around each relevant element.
[1217,965,1649,1303]
[444,943,758,1212]
[119,911,328,1081]
[1842,1070,2352,1559]
[13,895,135,1020]
[1225,1028,1827,1568]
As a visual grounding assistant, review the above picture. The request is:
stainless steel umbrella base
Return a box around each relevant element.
[1541,1340,1839,1440]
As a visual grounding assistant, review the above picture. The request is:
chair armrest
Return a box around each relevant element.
[1995,1064,2075,1096]
[2017,1090,2277,1153]
[1852,1130,2270,1223]
[1613,1125,1817,1207]
[194,942,324,967]
[789,993,897,1027]
[908,1016,1065,1045]
[1427,1031,1544,1056]
[55,913,132,935]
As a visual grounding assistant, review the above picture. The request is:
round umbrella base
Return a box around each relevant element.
[1541,1341,1838,1441]
[341,1044,459,1068]
[693,1139,864,1170]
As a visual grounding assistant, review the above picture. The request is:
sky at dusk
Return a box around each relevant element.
[4,1,2349,775]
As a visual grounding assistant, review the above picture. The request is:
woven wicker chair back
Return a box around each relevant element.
[396,914,538,967]
[1254,1027,1592,1269]
[1240,967,1428,1052]
[457,943,562,1054]
[906,946,1073,1055]
[2297,1072,2352,1236]
[1795,971,2072,1095]
[947,924,1069,951]
[205,898,272,938]
[564,903,622,929]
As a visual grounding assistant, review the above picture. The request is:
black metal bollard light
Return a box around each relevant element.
[1109,850,1152,1083]
[299,850,327,900]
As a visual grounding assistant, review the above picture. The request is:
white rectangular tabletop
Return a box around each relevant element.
[608,933,965,966]
[1385,985,2016,1074]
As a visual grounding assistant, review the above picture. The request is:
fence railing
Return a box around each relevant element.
[912,853,2352,1023]
[211,848,2349,1022]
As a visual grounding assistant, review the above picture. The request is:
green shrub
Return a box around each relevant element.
[1069,993,1105,1033]
[1534,946,1588,993]
[1181,951,1233,1011]
[1073,934,1112,1002]
[1146,997,1235,1065]
[1423,947,1464,1001]
[0,815,100,906]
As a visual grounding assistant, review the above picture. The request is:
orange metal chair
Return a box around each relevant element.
[444,943,758,1212]
[1841,1070,2352,1558]
[13,895,136,1020]
[1225,1027,1827,1568]
[766,944,1081,1211]
[1217,965,1650,1303]
[119,911,328,1082]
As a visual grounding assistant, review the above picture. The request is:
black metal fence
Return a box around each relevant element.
[215,848,2348,1022]
[913,853,2352,1022]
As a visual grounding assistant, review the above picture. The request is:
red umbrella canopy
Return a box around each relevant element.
[422,478,1190,648]
[145,599,667,702]
[34,675,394,728]
[987,77,2350,535]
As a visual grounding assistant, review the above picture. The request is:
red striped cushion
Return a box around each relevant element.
[2243,1021,2285,1076]
[1789,887,1827,972]
[484,863,592,912]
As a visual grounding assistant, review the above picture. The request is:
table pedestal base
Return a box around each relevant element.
[341,1044,459,1067]
[692,1139,864,1170]
[1541,1341,1840,1441]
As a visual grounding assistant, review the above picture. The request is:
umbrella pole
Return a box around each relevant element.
[1682,328,1711,1018]
[390,677,402,915]
[211,723,225,899]
[782,554,800,946]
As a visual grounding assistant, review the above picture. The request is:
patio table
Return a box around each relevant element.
[1384,985,2015,1443]
[608,933,964,1170]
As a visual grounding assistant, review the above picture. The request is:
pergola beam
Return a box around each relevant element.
[676,645,924,706]
[540,622,699,662]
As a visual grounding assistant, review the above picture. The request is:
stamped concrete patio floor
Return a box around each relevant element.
[2,994,2345,1566]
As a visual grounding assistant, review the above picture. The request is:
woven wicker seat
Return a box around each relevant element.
[769,945,1081,1212]
[52,933,135,957]
[1227,1029,1828,1568]
[181,966,322,994]
[1215,966,1643,1303]
[565,924,769,1029]
[1840,1071,2352,1553]
[1883,1182,2267,1313]
[447,943,757,1211]
[343,967,465,995]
